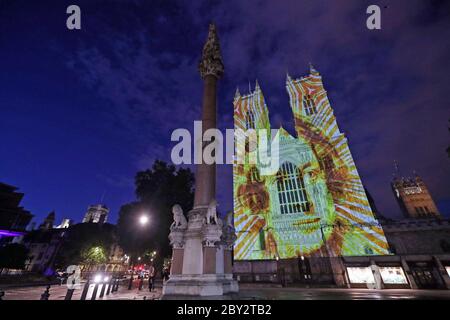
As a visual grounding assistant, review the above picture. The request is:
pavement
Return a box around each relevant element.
[238,287,450,300]
[2,281,450,300]
[1,279,161,300]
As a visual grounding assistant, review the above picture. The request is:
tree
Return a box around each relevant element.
[80,246,107,266]
[117,160,194,268]
[0,243,29,273]
[55,223,116,271]
[117,201,155,265]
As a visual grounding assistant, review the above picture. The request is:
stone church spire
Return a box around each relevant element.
[198,23,224,79]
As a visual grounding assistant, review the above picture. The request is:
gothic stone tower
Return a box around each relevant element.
[391,169,441,219]
[233,65,390,260]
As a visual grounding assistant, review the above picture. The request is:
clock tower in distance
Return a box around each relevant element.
[391,162,441,219]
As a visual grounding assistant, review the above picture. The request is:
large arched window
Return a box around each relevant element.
[245,110,256,129]
[276,162,310,214]
[303,94,317,116]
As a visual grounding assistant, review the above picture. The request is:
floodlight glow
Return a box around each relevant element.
[94,274,102,283]
[139,215,149,225]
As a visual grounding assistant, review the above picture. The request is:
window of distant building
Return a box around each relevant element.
[245,110,256,129]
[276,162,309,214]
[303,94,317,116]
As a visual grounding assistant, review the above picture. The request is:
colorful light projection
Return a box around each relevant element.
[0,229,25,237]
[233,68,390,260]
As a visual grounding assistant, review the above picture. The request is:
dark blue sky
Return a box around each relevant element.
[1,0,449,226]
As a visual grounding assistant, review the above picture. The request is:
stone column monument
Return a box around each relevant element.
[162,24,238,298]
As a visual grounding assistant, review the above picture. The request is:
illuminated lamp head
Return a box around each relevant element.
[94,274,103,283]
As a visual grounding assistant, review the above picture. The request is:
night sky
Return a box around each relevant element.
[1,0,449,226]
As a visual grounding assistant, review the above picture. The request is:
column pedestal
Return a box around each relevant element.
[171,248,184,275]
[162,207,239,298]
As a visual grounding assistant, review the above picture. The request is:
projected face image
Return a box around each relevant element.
[233,71,390,260]
[267,154,336,258]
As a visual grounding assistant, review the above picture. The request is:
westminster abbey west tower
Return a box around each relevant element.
[232,65,389,262]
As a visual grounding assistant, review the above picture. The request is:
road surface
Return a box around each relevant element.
[3,282,450,300]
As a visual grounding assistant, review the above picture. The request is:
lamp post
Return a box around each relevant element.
[128,213,150,290]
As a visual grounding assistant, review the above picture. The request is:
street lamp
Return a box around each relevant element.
[128,213,149,290]
[94,273,103,283]
[139,214,149,225]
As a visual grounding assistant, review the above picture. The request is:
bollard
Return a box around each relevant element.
[65,288,75,300]
[106,278,113,295]
[80,278,90,300]
[91,283,99,300]
[40,285,51,300]
[99,282,106,298]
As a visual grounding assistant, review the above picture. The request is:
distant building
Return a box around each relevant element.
[391,165,441,219]
[0,182,33,244]
[82,204,109,224]
[0,182,33,231]
[55,218,73,229]
[380,217,450,255]
[39,211,55,230]
[24,227,66,273]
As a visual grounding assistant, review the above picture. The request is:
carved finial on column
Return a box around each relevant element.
[199,23,224,79]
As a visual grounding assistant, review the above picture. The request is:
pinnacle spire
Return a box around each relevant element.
[286,72,292,82]
[393,160,400,178]
[199,23,224,79]
[309,62,318,74]
[234,87,241,100]
[255,79,260,91]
